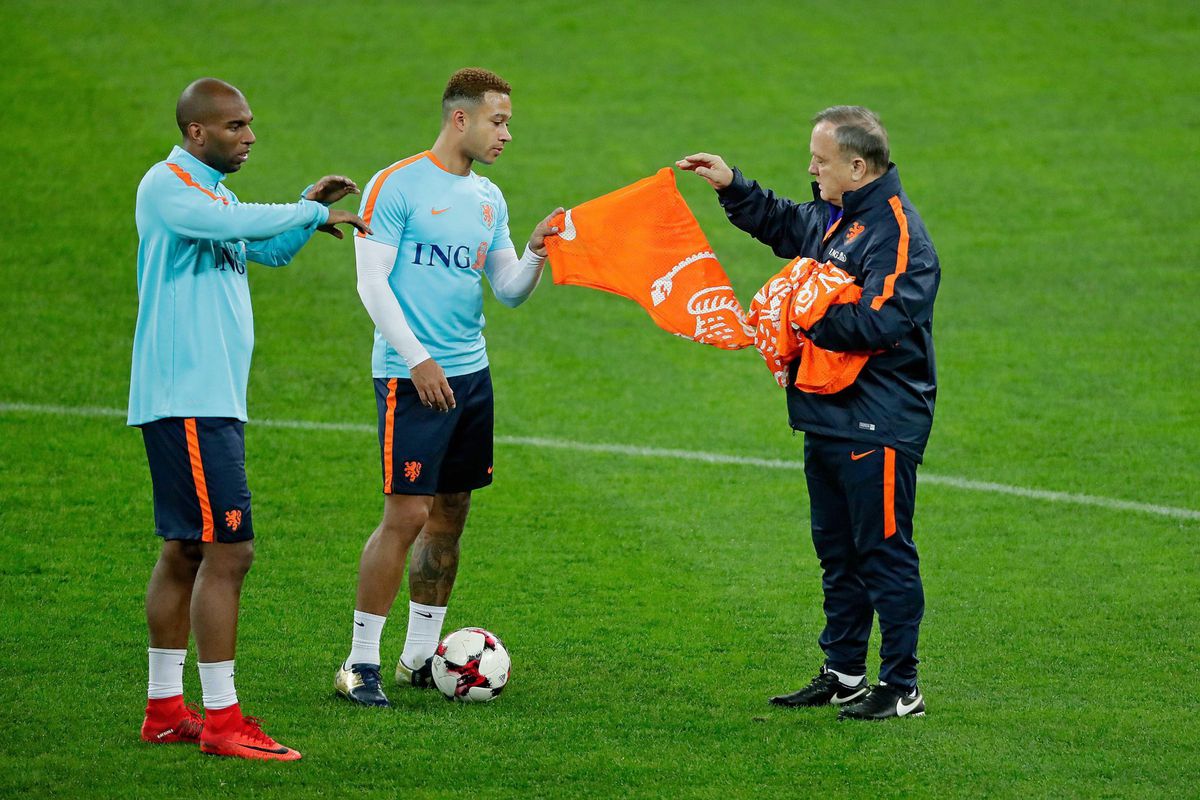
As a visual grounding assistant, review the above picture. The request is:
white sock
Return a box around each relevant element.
[828,666,865,686]
[346,610,388,668]
[148,647,187,699]
[400,602,446,669]
[198,659,238,710]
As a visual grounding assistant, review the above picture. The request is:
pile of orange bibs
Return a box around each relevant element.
[745,257,870,394]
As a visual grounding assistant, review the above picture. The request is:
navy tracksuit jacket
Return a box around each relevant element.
[718,165,940,687]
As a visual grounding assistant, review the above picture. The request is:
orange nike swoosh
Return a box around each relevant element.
[850,450,877,461]
[431,207,451,215]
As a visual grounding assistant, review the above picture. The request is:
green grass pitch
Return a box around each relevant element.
[1,1,1197,797]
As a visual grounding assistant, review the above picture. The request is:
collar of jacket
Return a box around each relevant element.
[167,144,227,188]
[809,163,901,215]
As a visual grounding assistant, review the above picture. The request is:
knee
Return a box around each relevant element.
[381,500,431,539]
[202,541,255,579]
[159,541,204,580]
[431,492,471,531]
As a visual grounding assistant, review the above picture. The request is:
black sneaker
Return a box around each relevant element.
[837,682,925,720]
[334,662,390,707]
[769,665,869,707]
[395,655,435,689]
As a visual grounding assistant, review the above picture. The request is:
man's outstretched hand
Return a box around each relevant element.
[676,153,734,191]
[319,209,371,239]
[307,175,360,205]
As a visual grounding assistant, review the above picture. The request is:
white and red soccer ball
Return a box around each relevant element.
[431,627,511,702]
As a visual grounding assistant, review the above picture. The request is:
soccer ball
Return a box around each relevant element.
[431,627,511,702]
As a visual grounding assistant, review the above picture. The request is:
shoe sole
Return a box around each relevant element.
[769,688,867,708]
[333,688,390,708]
[201,745,302,761]
[838,710,926,721]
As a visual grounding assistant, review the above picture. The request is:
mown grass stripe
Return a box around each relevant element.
[2,401,1196,521]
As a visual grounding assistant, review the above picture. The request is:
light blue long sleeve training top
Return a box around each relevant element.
[128,146,330,425]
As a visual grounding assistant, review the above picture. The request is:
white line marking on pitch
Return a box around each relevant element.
[2,401,1196,522]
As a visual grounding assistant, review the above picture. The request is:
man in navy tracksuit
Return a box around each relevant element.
[679,106,939,720]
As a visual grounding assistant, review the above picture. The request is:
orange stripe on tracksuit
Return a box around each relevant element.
[870,196,910,311]
[383,378,399,492]
[184,418,215,542]
[358,152,429,235]
[167,162,229,205]
[882,447,897,538]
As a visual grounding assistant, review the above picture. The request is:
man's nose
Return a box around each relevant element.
[244,126,257,144]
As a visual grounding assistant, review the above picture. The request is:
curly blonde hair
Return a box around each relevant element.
[442,68,511,120]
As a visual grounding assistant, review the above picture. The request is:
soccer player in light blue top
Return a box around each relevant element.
[334,68,560,707]
[131,78,369,760]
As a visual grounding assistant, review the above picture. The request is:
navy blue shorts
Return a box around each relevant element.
[375,367,494,496]
[140,417,254,543]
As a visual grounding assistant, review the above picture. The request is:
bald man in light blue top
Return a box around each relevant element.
[131,77,368,762]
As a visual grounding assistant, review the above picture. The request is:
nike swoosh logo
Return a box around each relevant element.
[431,207,451,215]
[831,686,868,705]
[850,450,877,461]
[896,694,922,716]
[414,610,433,619]
[354,621,365,627]
[235,742,290,755]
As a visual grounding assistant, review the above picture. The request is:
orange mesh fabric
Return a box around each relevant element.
[746,257,871,394]
[545,168,753,350]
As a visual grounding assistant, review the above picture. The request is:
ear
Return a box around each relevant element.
[452,108,469,132]
[850,156,868,182]
[186,121,206,147]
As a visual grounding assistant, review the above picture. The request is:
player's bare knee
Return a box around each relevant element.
[159,540,203,580]
[431,491,472,530]
[201,540,255,578]
[381,494,433,539]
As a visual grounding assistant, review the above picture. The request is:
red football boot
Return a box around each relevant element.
[199,704,302,761]
[141,696,204,744]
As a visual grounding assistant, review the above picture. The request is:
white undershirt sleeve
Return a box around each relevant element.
[484,245,545,308]
[354,236,431,369]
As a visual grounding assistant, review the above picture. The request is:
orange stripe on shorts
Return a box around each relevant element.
[383,379,399,493]
[184,418,215,542]
[883,447,897,539]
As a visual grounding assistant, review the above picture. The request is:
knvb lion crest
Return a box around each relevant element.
[404,460,422,482]
[480,202,495,230]
[225,509,243,532]
[845,221,865,243]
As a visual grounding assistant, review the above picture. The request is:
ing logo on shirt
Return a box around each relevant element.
[215,241,246,274]
[480,202,495,230]
[412,243,481,270]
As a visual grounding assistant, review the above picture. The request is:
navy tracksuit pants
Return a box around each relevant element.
[804,433,924,688]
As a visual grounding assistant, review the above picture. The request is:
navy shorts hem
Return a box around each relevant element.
[156,526,254,543]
